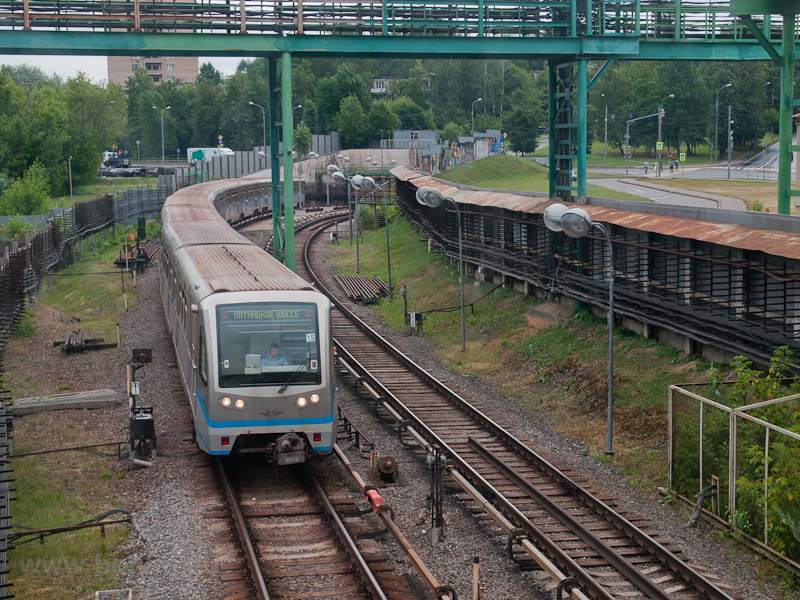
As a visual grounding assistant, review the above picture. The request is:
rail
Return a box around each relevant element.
[304,219,740,600]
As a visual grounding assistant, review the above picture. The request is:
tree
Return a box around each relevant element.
[334,95,368,149]
[387,60,433,110]
[440,122,461,143]
[315,63,370,131]
[391,97,435,130]
[505,104,540,156]
[0,160,51,216]
[0,216,35,241]
[367,101,401,140]
[293,122,312,156]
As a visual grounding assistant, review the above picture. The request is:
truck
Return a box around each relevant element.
[187,147,235,163]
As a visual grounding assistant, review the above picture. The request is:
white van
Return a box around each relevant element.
[187,147,235,163]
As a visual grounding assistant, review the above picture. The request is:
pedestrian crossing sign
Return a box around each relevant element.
[656,142,663,150]
[680,153,686,161]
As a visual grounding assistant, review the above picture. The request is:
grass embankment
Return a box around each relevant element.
[53,177,158,208]
[437,155,646,201]
[4,222,158,598]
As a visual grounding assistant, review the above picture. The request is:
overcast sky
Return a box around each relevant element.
[0,55,248,83]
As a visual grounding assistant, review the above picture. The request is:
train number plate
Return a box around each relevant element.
[278,451,305,466]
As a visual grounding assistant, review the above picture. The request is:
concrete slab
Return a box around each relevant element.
[10,389,124,415]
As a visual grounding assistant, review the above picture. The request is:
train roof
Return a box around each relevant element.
[184,244,313,293]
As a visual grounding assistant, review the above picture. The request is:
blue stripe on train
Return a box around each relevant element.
[196,390,334,428]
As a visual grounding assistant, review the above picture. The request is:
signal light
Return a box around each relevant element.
[221,437,230,446]
[313,433,321,442]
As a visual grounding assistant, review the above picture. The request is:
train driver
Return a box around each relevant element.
[262,343,290,367]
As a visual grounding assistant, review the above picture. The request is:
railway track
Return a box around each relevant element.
[295,214,742,600]
[215,453,412,600]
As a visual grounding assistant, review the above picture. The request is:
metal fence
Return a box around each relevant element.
[669,382,800,575]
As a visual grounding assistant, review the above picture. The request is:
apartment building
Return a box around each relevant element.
[108,55,198,86]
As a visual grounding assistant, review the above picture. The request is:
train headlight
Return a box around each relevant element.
[220,396,232,407]
[234,398,246,410]
[296,397,307,408]
[310,394,320,404]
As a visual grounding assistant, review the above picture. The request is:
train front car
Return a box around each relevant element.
[161,180,336,465]
[198,287,336,463]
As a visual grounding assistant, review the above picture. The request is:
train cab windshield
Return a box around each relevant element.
[216,302,321,388]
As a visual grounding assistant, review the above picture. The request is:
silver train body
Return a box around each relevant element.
[160,178,336,463]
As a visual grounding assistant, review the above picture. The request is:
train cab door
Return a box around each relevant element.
[191,306,208,424]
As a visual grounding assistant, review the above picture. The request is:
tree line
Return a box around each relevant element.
[0,57,793,220]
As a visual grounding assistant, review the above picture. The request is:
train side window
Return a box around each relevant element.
[198,326,208,385]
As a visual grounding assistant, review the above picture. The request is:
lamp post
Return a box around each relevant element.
[416,186,465,352]
[152,105,170,165]
[136,140,140,163]
[544,203,615,455]
[471,97,482,137]
[68,155,73,205]
[766,81,776,143]
[329,161,352,245]
[352,175,393,301]
[715,83,732,164]
[625,111,661,175]
[292,104,302,131]
[249,101,267,160]
[602,94,608,168]
[657,93,674,177]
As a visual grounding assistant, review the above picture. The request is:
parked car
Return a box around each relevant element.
[98,167,112,177]
[109,167,126,177]
[145,168,159,177]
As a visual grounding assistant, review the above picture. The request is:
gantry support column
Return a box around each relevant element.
[267,57,284,262]
[577,57,588,202]
[548,64,557,199]
[778,13,796,215]
[282,52,295,271]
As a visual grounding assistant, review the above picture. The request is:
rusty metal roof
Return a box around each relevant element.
[392,167,800,260]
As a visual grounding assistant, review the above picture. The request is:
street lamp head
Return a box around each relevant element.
[257,151,266,157]
[766,81,771,86]
[561,208,593,238]
[416,186,444,208]
[331,171,346,184]
[543,203,569,232]
[725,83,732,88]
[326,164,341,175]
[476,97,482,103]
[365,156,372,162]
[165,106,171,110]
[293,104,302,110]
[668,94,675,99]
[353,176,376,192]
[373,161,378,166]
[152,105,158,110]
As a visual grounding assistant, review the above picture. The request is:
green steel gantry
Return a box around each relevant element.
[0,0,798,264]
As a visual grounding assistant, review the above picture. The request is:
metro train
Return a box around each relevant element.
[160,178,336,464]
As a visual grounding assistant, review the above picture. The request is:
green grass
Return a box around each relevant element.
[52,177,158,208]
[11,424,128,599]
[532,141,754,167]
[437,155,646,201]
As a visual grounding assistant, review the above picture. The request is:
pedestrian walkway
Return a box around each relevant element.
[586,177,747,210]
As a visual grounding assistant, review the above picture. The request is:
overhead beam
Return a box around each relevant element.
[740,15,783,64]
[0,31,783,61]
